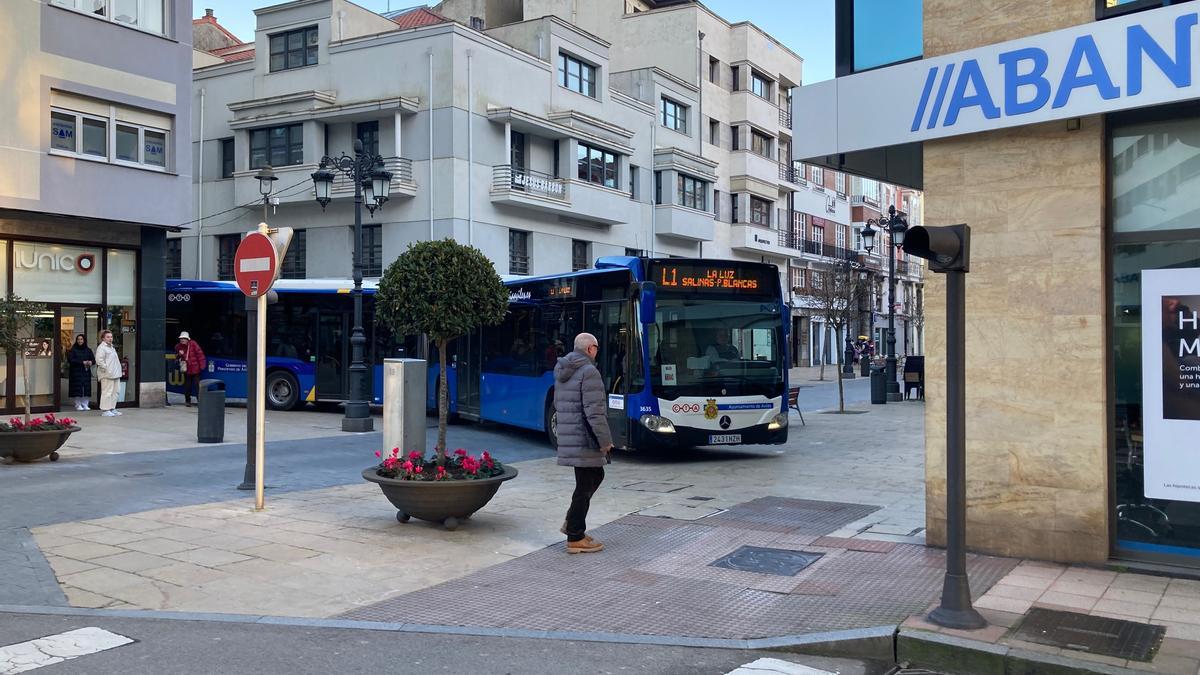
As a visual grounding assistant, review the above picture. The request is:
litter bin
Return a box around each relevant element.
[197,379,226,443]
[870,365,887,405]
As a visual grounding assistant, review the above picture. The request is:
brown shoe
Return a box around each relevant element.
[566,538,603,554]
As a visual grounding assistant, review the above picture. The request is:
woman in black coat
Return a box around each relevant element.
[66,334,94,411]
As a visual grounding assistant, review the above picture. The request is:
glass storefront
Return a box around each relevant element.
[2,239,139,412]
[1110,112,1200,564]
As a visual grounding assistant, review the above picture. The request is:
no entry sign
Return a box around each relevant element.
[234,232,278,298]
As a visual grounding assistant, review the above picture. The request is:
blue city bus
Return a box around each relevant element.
[165,279,412,409]
[446,256,790,450]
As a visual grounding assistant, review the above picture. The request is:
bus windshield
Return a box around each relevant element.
[647,298,783,399]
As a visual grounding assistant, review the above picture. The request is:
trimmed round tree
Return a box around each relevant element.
[376,239,508,465]
[0,294,48,425]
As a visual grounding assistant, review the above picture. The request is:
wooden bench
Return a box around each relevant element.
[786,387,807,426]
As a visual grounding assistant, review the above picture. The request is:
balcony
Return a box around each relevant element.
[728,150,784,188]
[655,203,714,242]
[731,90,782,132]
[731,223,794,258]
[490,165,637,226]
[779,106,792,128]
[329,157,417,200]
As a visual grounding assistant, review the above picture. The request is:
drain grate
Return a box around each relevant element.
[709,546,823,577]
[1011,607,1165,662]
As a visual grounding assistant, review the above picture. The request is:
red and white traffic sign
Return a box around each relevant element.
[234,232,278,298]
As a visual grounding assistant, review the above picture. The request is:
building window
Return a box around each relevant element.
[708,118,719,146]
[558,52,597,98]
[810,165,824,185]
[629,165,639,199]
[654,171,663,205]
[660,98,687,133]
[572,239,589,272]
[677,174,706,211]
[269,25,318,72]
[731,65,740,91]
[279,229,306,279]
[790,267,805,290]
[731,194,739,223]
[844,0,922,74]
[362,224,382,277]
[220,138,235,178]
[625,248,644,258]
[731,125,740,151]
[751,130,773,159]
[250,124,303,169]
[709,57,719,83]
[835,171,846,195]
[812,222,825,245]
[50,107,169,170]
[713,189,720,216]
[836,224,847,249]
[751,71,771,99]
[509,229,529,275]
[51,0,166,35]
[166,238,181,279]
[216,234,240,281]
[812,270,823,290]
[749,197,771,226]
[576,142,618,189]
[355,121,379,157]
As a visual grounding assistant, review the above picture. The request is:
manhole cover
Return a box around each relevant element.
[1011,607,1165,662]
[709,546,823,576]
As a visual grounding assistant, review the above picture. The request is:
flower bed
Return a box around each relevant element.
[372,448,505,481]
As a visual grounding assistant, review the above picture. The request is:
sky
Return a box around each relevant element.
[194,0,836,83]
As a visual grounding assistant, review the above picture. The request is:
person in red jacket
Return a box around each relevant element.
[174,331,207,407]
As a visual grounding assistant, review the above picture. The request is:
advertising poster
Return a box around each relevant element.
[1142,268,1200,502]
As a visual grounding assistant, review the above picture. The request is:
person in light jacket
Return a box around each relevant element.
[553,332,613,554]
[95,330,122,417]
[66,334,95,411]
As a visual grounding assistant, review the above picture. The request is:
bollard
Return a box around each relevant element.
[197,379,226,443]
[383,359,428,457]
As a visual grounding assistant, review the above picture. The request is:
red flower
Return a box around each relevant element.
[435,465,447,480]
[414,465,423,474]
[408,450,422,460]
[454,449,467,457]
[401,460,414,472]
[374,450,382,458]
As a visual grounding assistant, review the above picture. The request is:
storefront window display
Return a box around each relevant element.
[1111,112,1200,564]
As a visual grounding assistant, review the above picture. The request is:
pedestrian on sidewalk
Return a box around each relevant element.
[174,332,207,407]
[553,332,612,555]
[65,334,94,411]
[95,330,122,417]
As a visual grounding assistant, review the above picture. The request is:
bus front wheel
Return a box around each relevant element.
[265,371,301,410]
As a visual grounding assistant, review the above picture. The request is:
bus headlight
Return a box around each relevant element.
[767,413,789,431]
[640,415,676,434]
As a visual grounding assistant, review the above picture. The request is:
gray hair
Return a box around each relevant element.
[574,333,598,352]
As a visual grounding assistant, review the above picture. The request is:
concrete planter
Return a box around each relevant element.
[0,427,80,463]
[361,465,519,531]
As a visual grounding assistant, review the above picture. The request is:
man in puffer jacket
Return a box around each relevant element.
[553,332,613,554]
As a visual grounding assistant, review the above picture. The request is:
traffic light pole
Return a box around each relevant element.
[928,268,986,630]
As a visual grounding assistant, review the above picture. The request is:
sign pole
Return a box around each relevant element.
[254,288,266,510]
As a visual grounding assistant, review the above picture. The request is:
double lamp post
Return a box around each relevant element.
[310,139,392,432]
[860,205,908,402]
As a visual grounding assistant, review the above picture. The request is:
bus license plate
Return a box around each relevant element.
[709,434,741,444]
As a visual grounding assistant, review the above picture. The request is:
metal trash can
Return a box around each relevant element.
[870,365,887,405]
[197,379,226,443]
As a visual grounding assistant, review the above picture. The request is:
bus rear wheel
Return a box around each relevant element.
[266,371,301,410]
[545,399,558,449]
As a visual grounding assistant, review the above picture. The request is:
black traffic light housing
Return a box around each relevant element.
[903,224,970,273]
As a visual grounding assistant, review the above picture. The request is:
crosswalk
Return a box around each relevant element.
[0,627,133,674]
[724,657,836,675]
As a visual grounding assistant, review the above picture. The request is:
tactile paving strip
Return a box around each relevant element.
[339,496,1018,638]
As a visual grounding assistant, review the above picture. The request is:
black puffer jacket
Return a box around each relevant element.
[553,350,612,467]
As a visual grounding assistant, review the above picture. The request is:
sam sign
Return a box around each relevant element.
[234,233,278,298]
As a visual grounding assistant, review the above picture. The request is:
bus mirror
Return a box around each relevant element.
[639,281,656,325]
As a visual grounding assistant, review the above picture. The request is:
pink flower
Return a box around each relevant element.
[408,450,422,460]
[390,448,400,458]
[402,460,414,472]
[454,449,467,457]
[414,465,423,474]
[435,465,447,480]
[375,450,382,458]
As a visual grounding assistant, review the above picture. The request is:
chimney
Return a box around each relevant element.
[205,8,214,18]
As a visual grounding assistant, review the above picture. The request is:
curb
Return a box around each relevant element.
[0,603,895,653]
[897,628,1160,675]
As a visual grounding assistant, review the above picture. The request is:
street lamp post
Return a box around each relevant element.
[311,139,392,433]
[861,206,907,402]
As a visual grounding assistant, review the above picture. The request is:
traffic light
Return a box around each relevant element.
[903,224,970,273]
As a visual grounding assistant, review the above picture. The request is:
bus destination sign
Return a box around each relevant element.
[653,263,770,292]
[546,278,576,299]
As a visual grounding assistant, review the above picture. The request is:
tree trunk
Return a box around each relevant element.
[20,355,30,425]
[437,337,449,467]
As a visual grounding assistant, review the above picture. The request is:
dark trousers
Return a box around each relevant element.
[183,373,199,404]
[564,467,605,542]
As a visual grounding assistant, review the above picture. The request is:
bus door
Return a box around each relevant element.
[316,311,347,400]
[584,301,630,449]
[455,330,481,419]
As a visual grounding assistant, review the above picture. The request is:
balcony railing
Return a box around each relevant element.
[778,163,797,184]
[492,165,567,201]
[779,106,792,128]
[331,157,413,194]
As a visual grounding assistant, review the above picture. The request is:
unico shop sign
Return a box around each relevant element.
[12,242,103,303]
